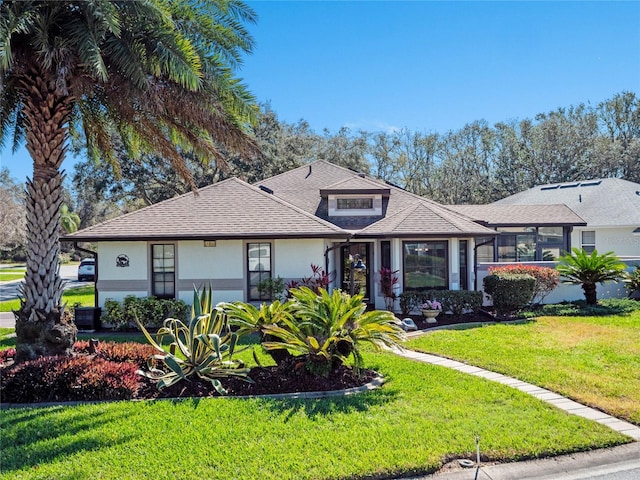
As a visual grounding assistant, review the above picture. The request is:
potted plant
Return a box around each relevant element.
[421,300,442,323]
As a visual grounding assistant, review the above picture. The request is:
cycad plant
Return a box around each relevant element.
[262,288,405,376]
[556,248,627,305]
[135,286,252,394]
[221,300,294,365]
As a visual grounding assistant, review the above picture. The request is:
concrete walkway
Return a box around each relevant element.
[393,347,640,441]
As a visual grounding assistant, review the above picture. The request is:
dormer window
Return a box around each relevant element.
[320,185,389,218]
[328,194,382,216]
[337,198,373,210]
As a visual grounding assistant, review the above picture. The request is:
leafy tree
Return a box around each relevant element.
[597,91,640,183]
[556,248,628,305]
[0,168,26,260]
[0,0,260,361]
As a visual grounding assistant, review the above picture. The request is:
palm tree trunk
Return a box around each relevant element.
[14,70,77,362]
[582,283,598,305]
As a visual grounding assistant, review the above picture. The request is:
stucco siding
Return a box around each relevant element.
[571,227,640,259]
[274,239,326,277]
[178,240,243,279]
[98,242,148,280]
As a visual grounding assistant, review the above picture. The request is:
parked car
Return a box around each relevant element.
[77,258,96,281]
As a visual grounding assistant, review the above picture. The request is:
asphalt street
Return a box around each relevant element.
[0,264,92,327]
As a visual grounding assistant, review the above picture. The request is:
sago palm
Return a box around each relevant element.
[556,248,627,305]
[0,0,260,361]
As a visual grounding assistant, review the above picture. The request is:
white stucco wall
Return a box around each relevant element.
[98,242,148,280]
[177,240,243,279]
[572,227,640,259]
[274,239,326,278]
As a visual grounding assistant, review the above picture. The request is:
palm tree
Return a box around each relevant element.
[556,248,627,305]
[59,204,80,234]
[0,0,260,361]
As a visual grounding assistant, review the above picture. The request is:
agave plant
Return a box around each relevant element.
[134,286,252,394]
[262,287,405,375]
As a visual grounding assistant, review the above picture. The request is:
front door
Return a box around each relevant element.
[341,243,371,300]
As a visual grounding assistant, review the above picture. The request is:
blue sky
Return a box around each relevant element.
[2,0,639,182]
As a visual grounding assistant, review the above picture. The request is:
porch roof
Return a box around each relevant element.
[447,204,587,227]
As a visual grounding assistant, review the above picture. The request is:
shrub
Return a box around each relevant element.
[483,273,536,317]
[286,264,332,294]
[489,264,559,305]
[102,296,188,330]
[0,356,139,403]
[398,290,482,319]
[74,340,158,369]
[623,264,640,299]
[0,348,16,364]
[520,298,640,318]
[256,276,286,301]
[437,290,483,319]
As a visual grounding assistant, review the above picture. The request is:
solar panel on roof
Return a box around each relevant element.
[579,180,602,187]
[540,185,559,190]
[559,183,580,189]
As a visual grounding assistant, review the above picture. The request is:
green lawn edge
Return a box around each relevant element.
[0,349,630,480]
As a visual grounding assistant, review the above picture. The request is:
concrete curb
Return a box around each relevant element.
[409,442,640,479]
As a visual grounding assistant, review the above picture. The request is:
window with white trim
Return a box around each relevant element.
[247,242,271,301]
[151,244,175,299]
[581,231,596,254]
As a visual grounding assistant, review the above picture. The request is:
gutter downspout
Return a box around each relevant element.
[74,242,98,308]
[473,237,496,292]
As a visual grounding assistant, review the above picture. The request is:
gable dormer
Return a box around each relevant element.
[320,184,390,217]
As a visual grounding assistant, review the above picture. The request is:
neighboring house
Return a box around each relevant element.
[479,178,640,302]
[493,178,640,260]
[63,161,590,309]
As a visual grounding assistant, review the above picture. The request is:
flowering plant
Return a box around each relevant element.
[421,300,442,311]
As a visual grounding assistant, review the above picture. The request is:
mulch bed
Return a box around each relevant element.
[137,358,378,400]
[404,309,498,331]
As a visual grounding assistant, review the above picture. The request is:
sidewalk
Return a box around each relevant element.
[392,343,640,480]
[0,311,15,328]
[394,347,640,441]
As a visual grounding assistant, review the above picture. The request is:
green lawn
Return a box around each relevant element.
[0,347,629,480]
[406,312,640,425]
[0,285,95,313]
[0,267,25,282]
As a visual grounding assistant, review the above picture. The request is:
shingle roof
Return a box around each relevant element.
[357,202,497,237]
[258,161,496,237]
[493,178,640,227]
[447,204,586,227]
[63,177,349,242]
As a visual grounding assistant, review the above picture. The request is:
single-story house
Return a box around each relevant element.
[493,178,640,260]
[64,161,594,310]
[476,178,640,302]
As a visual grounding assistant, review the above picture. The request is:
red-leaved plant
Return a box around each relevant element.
[488,264,559,305]
[286,264,332,294]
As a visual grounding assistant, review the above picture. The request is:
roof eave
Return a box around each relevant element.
[62,232,350,243]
